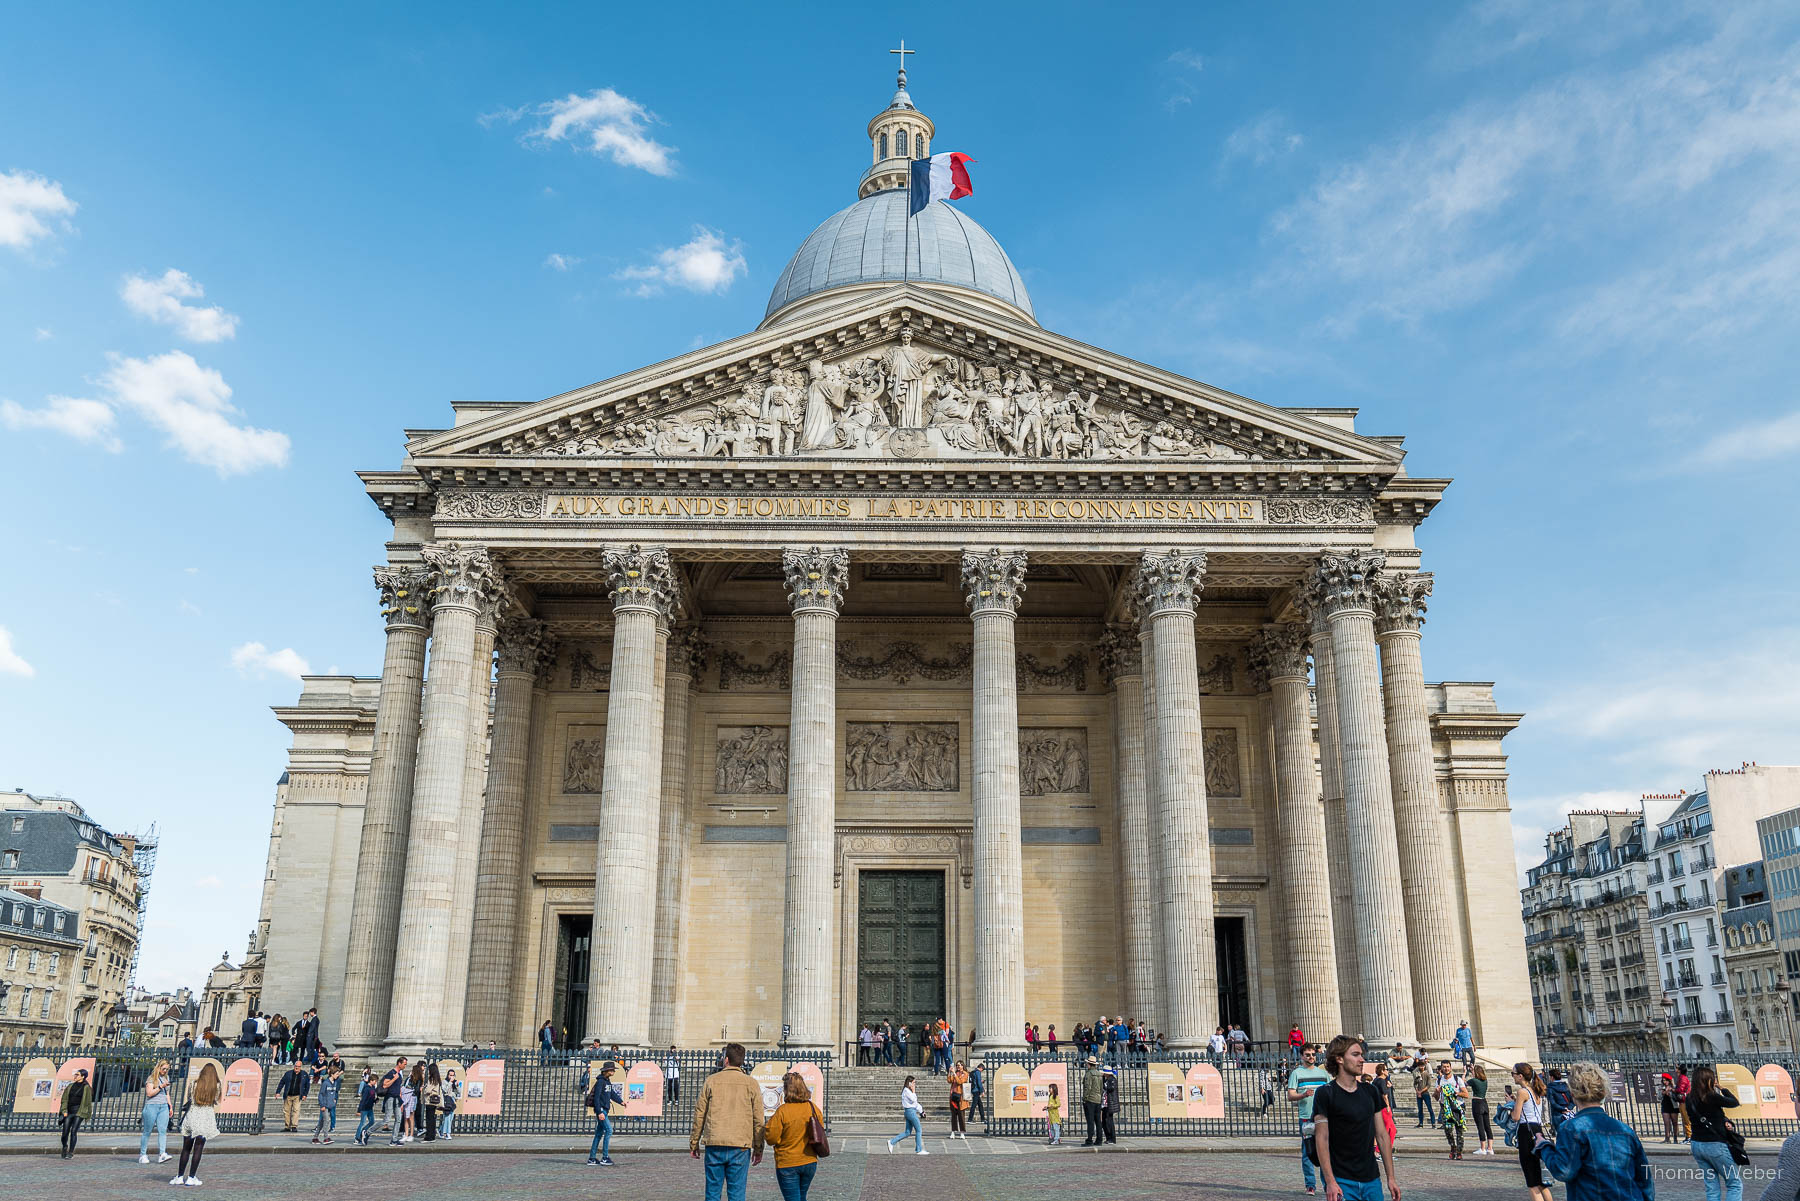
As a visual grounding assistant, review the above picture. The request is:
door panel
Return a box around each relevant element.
[858,870,947,1034]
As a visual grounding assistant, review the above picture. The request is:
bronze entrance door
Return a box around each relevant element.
[857,870,946,1050]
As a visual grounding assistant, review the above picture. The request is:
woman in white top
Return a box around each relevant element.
[173,1060,223,1186]
[886,1074,928,1155]
[1511,1063,1552,1201]
[140,1060,174,1164]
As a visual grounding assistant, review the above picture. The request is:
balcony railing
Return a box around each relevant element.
[1670,862,1687,878]
[1715,1009,1733,1025]
[1670,937,1695,952]
[1626,985,1651,1000]
[1600,957,1619,970]
[1546,992,1564,1005]
[1678,972,1701,989]
[1712,972,1728,986]
[1621,951,1646,967]
[1708,935,1720,947]
[1605,990,1623,1003]
[1647,868,1666,884]
[1617,918,1641,934]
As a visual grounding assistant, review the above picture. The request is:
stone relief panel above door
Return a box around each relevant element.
[845,722,959,793]
[1019,728,1090,796]
[563,728,606,795]
[715,725,790,795]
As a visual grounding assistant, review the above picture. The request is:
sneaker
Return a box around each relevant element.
[600,1157,615,1166]
[917,1150,930,1156]
[887,1142,895,1154]
[185,1179,203,1187]
[170,1177,187,1186]
[585,1159,600,1166]
[322,1138,333,1145]
[311,1137,320,1144]
[158,1154,173,1163]
[140,1155,150,1164]
[402,1135,413,1144]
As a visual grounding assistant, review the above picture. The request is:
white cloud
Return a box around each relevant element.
[1509,789,1642,881]
[231,641,310,681]
[178,600,202,616]
[1680,410,1800,470]
[1223,112,1305,166]
[1168,48,1206,72]
[121,269,240,342]
[0,169,76,251]
[543,252,581,271]
[615,228,745,296]
[33,327,51,341]
[0,627,34,678]
[1,395,120,450]
[494,87,676,176]
[100,350,289,475]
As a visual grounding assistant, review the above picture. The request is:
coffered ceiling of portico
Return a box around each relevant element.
[399,286,1407,478]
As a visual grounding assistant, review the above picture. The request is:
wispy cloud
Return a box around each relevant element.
[1680,410,1800,470]
[1509,789,1641,880]
[1,395,120,450]
[1162,48,1206,111]
[543,252,581,271]
[230,641,310,681]
[1222,112,1304,167]
[489,87,676,176]
[0,627,34,678]
[33,327,51,342]
[1169,48,1206,72]
[121,269,240,342]
[0,169,76,251]
[616,227,745,296]
[101,351,289,475]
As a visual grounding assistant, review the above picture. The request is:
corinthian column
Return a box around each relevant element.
[1300,590,1361,1036]
[338,565,433,1061]
[464,615,547,1046]
[782,547,849,1050]
[1312,550,1415,1046]
[1136,604,1167,1028]
[1101,623,1157,1027]
[587,544,680,1045]
[1375,572,1467,1047]
[963,548,1028,1052]
[441,580,503,1043]
[384,543,500,1053]
[1252,623,1341,1040]
[649,627,706,1047]
[1138,550,1218,1049]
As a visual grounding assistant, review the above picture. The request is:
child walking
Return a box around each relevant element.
[311,1065,342,1144]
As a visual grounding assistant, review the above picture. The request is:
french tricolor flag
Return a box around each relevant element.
[908,152,975,217]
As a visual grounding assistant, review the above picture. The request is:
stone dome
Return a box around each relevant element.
[761,188,1035,327]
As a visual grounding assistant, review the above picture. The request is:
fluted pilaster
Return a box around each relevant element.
[441,581,502,1043]
[338,565,433,1061]
[1300,589,1361,1036]
[464,615,548,1045]
[1312,549,1415,1046]
[1138,550,1218,1049]
[1101,622,1157,1027]
[649,627,705,1047]
[963,548,1028,1052]
[1374,572,1466,1047]
[1252,623,1341,1040]
[385,543,501,1052]
[587,545,680,1045]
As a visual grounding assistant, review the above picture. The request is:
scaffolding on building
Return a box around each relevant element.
[127,823,157,988]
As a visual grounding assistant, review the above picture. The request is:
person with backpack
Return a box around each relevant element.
[764,1070,826,1200]
[419,1063,444,1143]
[586,1060,624,1167]
[439,1067,461,1140]
[353,1070,379,1145]
[1545,1068,1575,1135]
[947,1060,970,1139]
[380,1058,408,1146]
[969,1061,987,1124]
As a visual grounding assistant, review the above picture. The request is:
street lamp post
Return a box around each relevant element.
[1751,1023,1762,1057]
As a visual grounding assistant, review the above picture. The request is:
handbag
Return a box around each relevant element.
[1724,1122,1751,1167]
[805,1102,830,1158]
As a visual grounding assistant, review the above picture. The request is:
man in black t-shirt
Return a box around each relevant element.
[1312,1036,1400,1201]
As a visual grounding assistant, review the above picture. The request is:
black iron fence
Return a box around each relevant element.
[1536,1052,1800,1141]
[0,1046,271,1134]
[421,1047,833,1137]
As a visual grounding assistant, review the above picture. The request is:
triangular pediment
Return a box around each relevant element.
[408,286,1401,469]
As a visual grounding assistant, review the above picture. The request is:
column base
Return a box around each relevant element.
[970,1038,1025,1054]
[381,1037,440,1063]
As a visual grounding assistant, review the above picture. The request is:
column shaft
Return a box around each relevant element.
[1308,615,1362,1036]
[1104,626,1157,1028]
[441,611,498,1043]
[1376,572,1467,1047]
[386,544,497,1051]
[964,549,1027,1052]
[338,566,431,1060]
[648,630,701,1047]
[1140,551,1217,1049]
[1316,552,1416,1046]
[1137,621,1166,1030]
[1258,625,1341,1040]
[586,545,677,1045]
[464,618,547,1046]
[782,547,848,1050]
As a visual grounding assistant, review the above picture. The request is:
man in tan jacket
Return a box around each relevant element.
[689,1042,765,1201]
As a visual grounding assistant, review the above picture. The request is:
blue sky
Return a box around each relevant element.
[2,2,1797,995]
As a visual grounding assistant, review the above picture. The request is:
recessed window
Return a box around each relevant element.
[879,132,888,158]
[1,851,15,869]
[896,129,908,157]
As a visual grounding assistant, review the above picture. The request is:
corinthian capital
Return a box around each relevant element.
[782,546,850,614]
[961,548,1028,616]
[670,625,710,678]
[1137,550,1207,616]
[1097,624,1144,685]
[421,543,500,614]
[532,635,561,689]
[603,544,680,620]
[374,565,434,631]
[495,616,548,674]
[1250,623,1311,690]
[1373,572,1432,635]
[1310,549,1386,616]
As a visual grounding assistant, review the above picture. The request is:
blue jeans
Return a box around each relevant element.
[776,1160,818,1201]
[588,1115,611,1160]
[439,1111,454,1137]
[1692,1139,1743,1201]
[354,1110,375,1142]
[704,1146,751,1201]
[889,1108,924,1151]
[140,1101,170,1156]
[1338,1178,1385,1201]
[1299,1123,1317,1190]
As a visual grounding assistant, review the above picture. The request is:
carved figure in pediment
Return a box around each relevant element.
[1044,391,1086,459]
[759,370,802,455]
[1004,371,1045,457]
[801,359,850,450]
[881,329,952,429]
[1147,421,1195,457]
[705,390,760,457]
[840,359,892,451]
[927,379,984,452]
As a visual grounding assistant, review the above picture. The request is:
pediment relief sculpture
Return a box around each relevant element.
[538,335,1254,464]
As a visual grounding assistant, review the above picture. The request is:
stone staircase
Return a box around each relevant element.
[828,1065,957,1130]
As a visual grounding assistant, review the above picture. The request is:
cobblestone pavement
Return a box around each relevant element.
[3,1145,1769,1200]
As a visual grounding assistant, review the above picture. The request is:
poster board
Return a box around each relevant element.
[1029,1061,1068,1119]
[11,1057,57,1113]
[1148,1062,1185,1119]
[1628,1070,1662,1105]
[1184,1063,1224,1118]
[751,1060,787,1118]
[221,1058,263,1114]
[992,1063,1030,1118]
[460,1059,505,1116]
[622,1061,664,1117]
[1717,1063,1761,1115]
[1607,1071,1628,1105]
[434,1059,466,1101]
[1758,1065,1797,1119]
[792,1061,826,1113]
